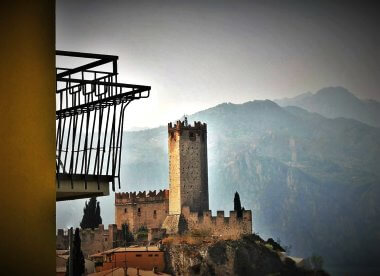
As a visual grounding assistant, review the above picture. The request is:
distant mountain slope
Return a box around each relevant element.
[117,100,380,267]
[57,99,380,268]
[275,87,380,127]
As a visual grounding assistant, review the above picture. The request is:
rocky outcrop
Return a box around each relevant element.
[163,235,328,275]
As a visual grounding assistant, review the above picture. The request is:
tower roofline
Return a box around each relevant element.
[168,120,207,132]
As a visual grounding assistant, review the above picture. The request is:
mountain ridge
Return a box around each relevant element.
[57,91,380,269]
[275,86,380,127]
[118,97,380,266]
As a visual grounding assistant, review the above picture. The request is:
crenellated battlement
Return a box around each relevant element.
[181,206,252,239]
[168,120,207,136]
[56,224,123,257]
[56,224,118,238]
[181,206,252,223]
[115,189,169,205]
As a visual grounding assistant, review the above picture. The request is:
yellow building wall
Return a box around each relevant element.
[102,251,165,272]
[0,1,55,274]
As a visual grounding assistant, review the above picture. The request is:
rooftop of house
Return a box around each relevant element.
[57,255,69,260]
[56,249,69,256]
[88,267,170,276]
[90,246,163,257]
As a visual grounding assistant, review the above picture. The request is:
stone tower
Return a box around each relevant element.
[168,119,209,215]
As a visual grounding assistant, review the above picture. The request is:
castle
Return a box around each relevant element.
[56,120,252,257]
[115,119,252,239]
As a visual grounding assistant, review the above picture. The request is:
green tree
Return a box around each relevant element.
[122,223,134,245]
[80,197,102,229]
[136,225,148,241]
[234,191,243,218]
[95,201,102,226]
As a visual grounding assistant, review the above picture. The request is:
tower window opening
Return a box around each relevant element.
[124,208,127,213]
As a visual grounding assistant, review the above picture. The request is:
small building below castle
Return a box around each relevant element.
[90,246,166,273]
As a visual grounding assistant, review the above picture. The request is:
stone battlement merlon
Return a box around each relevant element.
[56,224,122,257]
[173,206,253,238]
[56,224,117,237]
[182,206,252,222]
[168,120,207,133]
[115,189,169,204]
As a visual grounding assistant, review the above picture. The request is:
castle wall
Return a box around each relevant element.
[56,229,69,250]
[115,190,169,232]
[180,129,206,212]
[56,224,122,258]
[200,129,209,212]
[168,121,209,214]
[80,224,116,257]
[182,207,252,239]
[168,130,181,215]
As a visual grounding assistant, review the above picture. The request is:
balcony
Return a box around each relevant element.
[56,51,150,201]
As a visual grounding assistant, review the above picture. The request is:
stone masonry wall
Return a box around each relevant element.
[168,128,181,215]
[56,229,69,250]
[56,224,122,258]
[115,190,169,232]
[168,121,209,215]
[80,224,120,258]
[182,206,252,239]
[200,128,209,213]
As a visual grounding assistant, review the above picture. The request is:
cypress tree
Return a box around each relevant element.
[72,228,85,276]
[80,197,102,229]
[95,202,102,226]
[234,191,243,218]
[122,223,134,245]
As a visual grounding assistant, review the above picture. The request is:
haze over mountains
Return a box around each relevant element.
[275,86,380,127]
[57,87,380,269]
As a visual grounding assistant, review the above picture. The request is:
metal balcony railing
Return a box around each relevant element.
[56,50,150,191]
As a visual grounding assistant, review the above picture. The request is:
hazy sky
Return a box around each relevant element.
[57,0,380,129]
